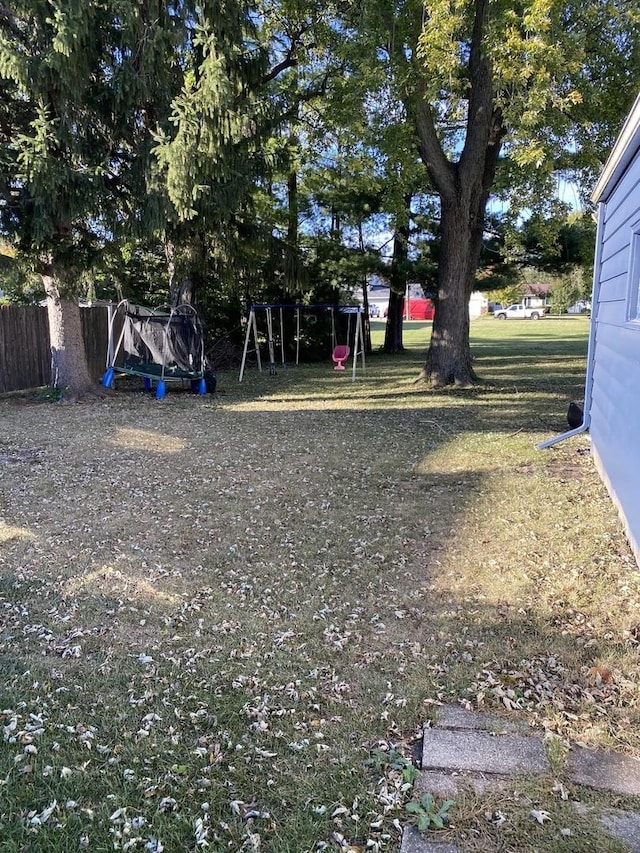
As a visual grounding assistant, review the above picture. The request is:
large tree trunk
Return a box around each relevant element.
[384,289,405,353]
[168,231,206,307]
[383,196,411,353]
[42,274,96,397]
[407,0,504,386]
[172,277,195,306]
[424,195,484,386]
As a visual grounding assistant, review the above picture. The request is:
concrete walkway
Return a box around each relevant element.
[401,705,640,852]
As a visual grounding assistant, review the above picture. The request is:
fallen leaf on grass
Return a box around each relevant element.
[552,781,569,800]
[586,666,613,685]
[484,809,506,827]
[530,809,551,824]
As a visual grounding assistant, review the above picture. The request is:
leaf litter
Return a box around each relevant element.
[1,355,639,851]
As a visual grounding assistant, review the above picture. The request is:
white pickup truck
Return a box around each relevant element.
[494,303,546,320]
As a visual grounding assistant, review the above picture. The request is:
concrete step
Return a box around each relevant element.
[400,704,640,853]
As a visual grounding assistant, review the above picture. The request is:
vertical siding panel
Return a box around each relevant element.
[592,144,640,564]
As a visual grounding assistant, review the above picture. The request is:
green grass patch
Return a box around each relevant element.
[1,316,638,851]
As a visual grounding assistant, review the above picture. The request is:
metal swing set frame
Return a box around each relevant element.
[238,303,366,382]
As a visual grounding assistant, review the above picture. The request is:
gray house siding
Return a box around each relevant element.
[590,92,640,563]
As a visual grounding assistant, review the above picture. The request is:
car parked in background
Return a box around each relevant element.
[494,303,547,320]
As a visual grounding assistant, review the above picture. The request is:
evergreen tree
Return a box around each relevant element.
[0,0,292,393]
[0,1,187,395]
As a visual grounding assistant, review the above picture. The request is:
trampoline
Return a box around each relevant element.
[101,300,214,398]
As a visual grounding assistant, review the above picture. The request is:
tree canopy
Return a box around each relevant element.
[1,0,638,393]
[347,0,639,383]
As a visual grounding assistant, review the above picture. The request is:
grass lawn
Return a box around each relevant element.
[1,315,639,852]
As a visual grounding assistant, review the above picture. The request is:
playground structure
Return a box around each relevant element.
[101,300,211,399]
[239,304,365,382]
[332,344,350,371]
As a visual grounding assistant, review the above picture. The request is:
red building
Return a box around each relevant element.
[405,297,435,320]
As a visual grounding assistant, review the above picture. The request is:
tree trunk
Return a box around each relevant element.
[424,197,483,386]
[285,167,299,294]
[358,224,372,354]
[168,231,206,307]
[383,196,411,353]
[42,274,96,397]
[361,278,372,355]
[173,278,194,306]
[407,0,504,386]
[384,290,405,352]
[165,239,177,302]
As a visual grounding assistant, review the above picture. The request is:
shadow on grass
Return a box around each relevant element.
[233,321,587,411]
[221,377,582,437]
[0,327,635,853]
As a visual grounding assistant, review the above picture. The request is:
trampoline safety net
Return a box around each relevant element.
[122,304,204,374]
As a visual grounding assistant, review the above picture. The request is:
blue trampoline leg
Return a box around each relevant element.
[155,380,166,399]
[143,377,152,391]
[101,367,115,389]
[197,377,207,395]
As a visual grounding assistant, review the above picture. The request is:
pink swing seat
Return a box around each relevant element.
[332,344,350,371]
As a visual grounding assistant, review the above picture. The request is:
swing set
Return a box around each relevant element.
[238,303,365,382]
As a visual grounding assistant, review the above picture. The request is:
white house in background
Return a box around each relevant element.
[357,283,488,319]
[567,300,591,314]
[469,291,489,318]
[357,282,428,317]
[541,91,640,565]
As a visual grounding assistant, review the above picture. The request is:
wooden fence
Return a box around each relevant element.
[0,304,110,393]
